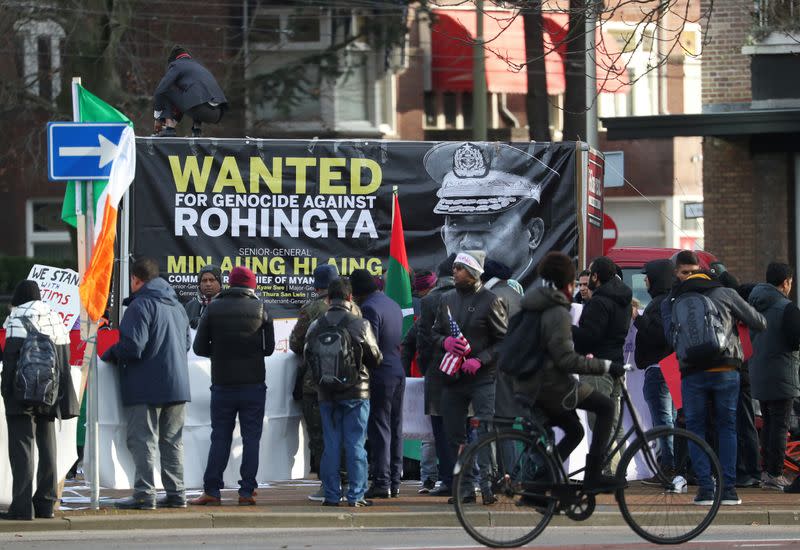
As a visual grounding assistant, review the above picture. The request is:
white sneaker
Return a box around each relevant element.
[761,473,790,491]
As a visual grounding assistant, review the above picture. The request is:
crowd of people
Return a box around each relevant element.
[2,249,799,518]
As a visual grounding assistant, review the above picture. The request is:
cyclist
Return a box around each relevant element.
[512,252,626,492]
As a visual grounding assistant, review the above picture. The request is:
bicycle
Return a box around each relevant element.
[452,369,723,547]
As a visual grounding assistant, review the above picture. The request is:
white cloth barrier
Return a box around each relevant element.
[84,321,307,490]
[0,366,81,506]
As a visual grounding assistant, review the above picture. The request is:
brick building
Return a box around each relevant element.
[605,0,800,283]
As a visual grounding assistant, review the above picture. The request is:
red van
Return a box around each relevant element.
[607,247,725,307]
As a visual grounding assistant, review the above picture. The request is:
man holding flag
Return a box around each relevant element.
[432,250,507,504]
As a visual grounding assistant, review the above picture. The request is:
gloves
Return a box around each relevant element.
[444,336,468,356]
[101,347,118,365]
[462,358,482,375]
[608,361,626,378]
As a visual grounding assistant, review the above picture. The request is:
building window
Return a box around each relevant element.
[26,199,72,260]
[14,19,65,102]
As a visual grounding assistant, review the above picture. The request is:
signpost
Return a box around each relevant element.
[47,122,129,181]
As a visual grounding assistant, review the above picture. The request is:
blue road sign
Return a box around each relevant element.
[47,122,129,181]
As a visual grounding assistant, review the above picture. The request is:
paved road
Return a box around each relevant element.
[2,525,800,549]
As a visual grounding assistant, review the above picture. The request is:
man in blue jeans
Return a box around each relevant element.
[662,252,765,506]
[190,266,275,505]
[634,259,677,483]
[304,279,382,506]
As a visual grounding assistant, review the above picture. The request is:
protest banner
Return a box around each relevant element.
[27,264,81,329]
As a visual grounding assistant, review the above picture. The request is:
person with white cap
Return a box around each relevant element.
[431,250,507,504]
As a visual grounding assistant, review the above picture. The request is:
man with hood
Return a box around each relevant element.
[513,252,626,491]
[661,264,766,506]
[1,280,78,520]
[634,259,676,484]
[572,256,632,467]
[747,262,800,491]
[102,257,192,510]
[432,250,507,504]
[416,254,457,496]
[184,264,222,329]
[153,45,228,137]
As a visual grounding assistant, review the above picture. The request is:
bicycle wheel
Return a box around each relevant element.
[616,427,722,544]
[453,429,557,548]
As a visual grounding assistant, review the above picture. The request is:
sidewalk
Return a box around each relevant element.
[1,478,798,532]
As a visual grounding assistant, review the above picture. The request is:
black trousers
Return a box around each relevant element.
[5,414,57,519]
[736,363,761,482]
[760,398,793,476]
[550,390,614,460]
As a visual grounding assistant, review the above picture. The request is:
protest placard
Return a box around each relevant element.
[27,264,81,330]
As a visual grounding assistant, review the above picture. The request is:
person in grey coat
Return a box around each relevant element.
[481,259,524,418]
[153,45,228,137]
[748,262,800,491]
[184,264,222,329]
[102,257,192,510]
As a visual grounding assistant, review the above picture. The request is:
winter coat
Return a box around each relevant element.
[634,259,674,369]
[153,57,228,114]
[306,300,382,402]
[360,291,405,380]
[193,287,275,386]
[748,283,800,401]
[1,301,78,419]
[102,278,192,406]
[432,280,508,387]
[660,274,766,376]
[417,276,455,415]
[572,276,633,363]
[401,320,417,376]
[513,287,610,415]
[485,278,525,417]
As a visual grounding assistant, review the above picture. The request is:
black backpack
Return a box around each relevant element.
[670,291,728,364]
[498,310,547,380]
[306,315,360,392]
[14,316,60,407]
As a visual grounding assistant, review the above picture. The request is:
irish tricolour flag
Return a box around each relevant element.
[385,193,414,337]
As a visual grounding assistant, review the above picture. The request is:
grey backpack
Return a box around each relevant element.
[14,316,60,407]
[305,315,359,392]
[671,292,728,364]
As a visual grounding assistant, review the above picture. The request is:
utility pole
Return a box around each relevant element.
[585,0,598,148]
[472,0,487,141]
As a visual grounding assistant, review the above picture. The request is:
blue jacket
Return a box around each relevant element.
[103,278,192,406]
[360,291,404,379]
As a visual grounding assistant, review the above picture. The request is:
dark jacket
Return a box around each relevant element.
[660,274,766,375]
[305,300,382,402]
[153,57,228,113]
[1,300,78,419]
[193,287,275,386]
[432,280,508,386]
[573,276,633,363]
[634,259,674,369]
[748,283,800,400]
[514,287,610,414]
[401,320,417,376]
[485,278,524,417]
[102,278,192,406]
[417,276,455,415]
[360,291,404,380]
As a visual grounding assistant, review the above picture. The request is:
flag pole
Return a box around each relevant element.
[72,76,101,510]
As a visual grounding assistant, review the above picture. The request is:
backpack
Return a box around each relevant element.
[14,316,60,407]
[306,315,360,392]
[498,310,547,380]
[670,291,728,364]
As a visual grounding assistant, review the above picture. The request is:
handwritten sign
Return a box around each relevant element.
[27,264,80,330]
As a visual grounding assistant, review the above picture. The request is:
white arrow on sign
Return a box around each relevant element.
[58,134,119,169]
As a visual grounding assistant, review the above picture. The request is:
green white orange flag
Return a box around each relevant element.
[78,125,136,321]
[385,193,414,337]
[61,85,132,228]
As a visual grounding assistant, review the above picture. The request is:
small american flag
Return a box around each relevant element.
[439,307,471,376]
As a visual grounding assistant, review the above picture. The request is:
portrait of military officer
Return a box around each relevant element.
[424,141,562,288]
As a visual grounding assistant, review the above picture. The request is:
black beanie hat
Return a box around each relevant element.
[350,269,378,297]
[11,280,41,306]
[436,253,457,278]
[199,264,222,286]
[481,259,513,282]
[168,45,191,63]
